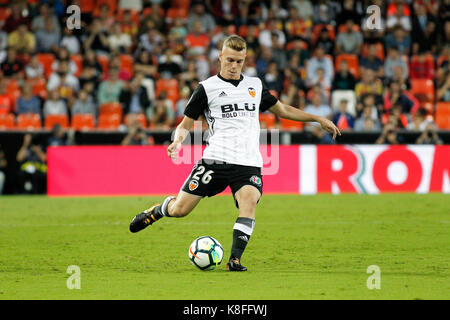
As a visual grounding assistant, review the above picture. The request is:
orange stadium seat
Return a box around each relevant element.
[79,0,96,13]
[97,55,109,74]
[280,118,303,130]
[117,9,140,25]
[70,54,83,78]
[335,54,360,78]
[361,43,385,61]
[0,113,15,130]
[259,113,276,129]
[119,54,134,77]
[71,114,95,131]
[142,7,165,17]
[435,102,450,130]
[0,7,11,22]
[97,114,121,129]
[313,24,336,43]
[166,7,188,22]
[155,78,180,106]
[124,113,147,128]
[411,79,435,103]
[337,23,361,34]
[99,102,123,118]
[28,77,47,99]
[45,114,69,129]
[17,114,42,130]
[36,53,55,78]
[171,0,191,9]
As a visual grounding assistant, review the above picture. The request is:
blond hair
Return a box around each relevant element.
[222,35,247,52]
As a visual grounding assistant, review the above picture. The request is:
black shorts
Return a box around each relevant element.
[181,158,263,208]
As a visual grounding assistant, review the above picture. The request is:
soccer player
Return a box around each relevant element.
[129,35,341,271]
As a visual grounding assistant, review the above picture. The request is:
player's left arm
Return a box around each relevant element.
[268,101,342,140]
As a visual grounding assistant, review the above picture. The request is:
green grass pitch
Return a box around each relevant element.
[0,194,449,300]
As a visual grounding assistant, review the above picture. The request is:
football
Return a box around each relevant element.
[188,236,224,271]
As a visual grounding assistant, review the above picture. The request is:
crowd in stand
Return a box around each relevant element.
[1,0,450,194]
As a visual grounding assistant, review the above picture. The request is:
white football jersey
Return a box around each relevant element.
[184,74,277,168]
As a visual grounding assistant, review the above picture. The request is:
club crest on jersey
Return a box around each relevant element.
[250,176,262,186]
[189,180,199,191]
[248,87,256,98]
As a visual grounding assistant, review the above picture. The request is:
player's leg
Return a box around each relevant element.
[129,190,202,233]
[227,170,263,271]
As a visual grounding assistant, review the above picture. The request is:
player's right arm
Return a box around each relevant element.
[167,116,195,160]
[168,84,208,160]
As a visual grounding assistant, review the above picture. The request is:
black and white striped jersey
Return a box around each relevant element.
[184,73,277,168]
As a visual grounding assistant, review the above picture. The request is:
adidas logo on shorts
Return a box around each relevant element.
[238,235,249,242]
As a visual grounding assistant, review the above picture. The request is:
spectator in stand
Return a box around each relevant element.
[108,22,132,54]
[332,60,356,90]
[336,19,363,55]
[332,99,355,131]
[8,24,36,54]
[263,61,283,96]
[354,105,381,131]
[176,86,191,119]
[60,27,80,55]
[84,19,110,56]
[416,123,443,145]
[0,144,6,195]
[382,103,409,129]
[0,82,13,115]
[211,0,240,26]
[119,73,150,115]
[139,28,163,55]
[97,4,115,32]
[356,93,380,120]
[284,5,309,41]
[384,81,420,115]
[360,43,384,78]
[72,89,96,118]
[258,19,286,49]
[437,20,450,52]
[313,0,339,25]
[25,54,44,79]
[35,18,60,53]
[3,3,30,33]
[108,54,132,81]
[336,0,362,26]
[315,27,335,56]
[31,2,60,38]
[97,67,124,106]
[169,18,188,43]
[243,24,260,52]
[0,30,7,64]
[304,93,332,122]
[121,9,139,40]
[407,108,431,131]
[384,46,408,82]
[185,21,211,56]
[47,60,80,100]
[384,25,411,56]
[47,124,70,147]
[158,48,183,79]
[16,134,47,194]
[187,2,216,34]
[43,89,67,118]
[308,67,331,91]
[17,82,41,115]
[437,72,450,101]
[121,122,150,146]
[52,47,78,76]
[290,0,314,21]
[411,3,438,55]
[375,123,400,145]
[147,93,175,130]
[286,39,310,70]
[306,46,333,89]
[410,50,435,80]
[134,50,157,80]
[355,69,383,102]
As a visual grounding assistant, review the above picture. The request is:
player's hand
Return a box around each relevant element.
[167,141,182,160]
[319,118,342,140]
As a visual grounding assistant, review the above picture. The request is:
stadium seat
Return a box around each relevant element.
[171,0,191,9]
[36,53,55,79]
[335,54,360,78]
[361,43,385,61]
[142,6,165,17]
[280,118,303,130]
[238,25,260,38]
[421,102,435,115]
[45,114,69,129]
[28,77,47,99]
[97,55,109,74]
[337,23,361,34]
[70,54,83,78]
[124,113,147,128]
[166,7,188,23]
[80,0,95,13]
[0,7,11,22]
[435,102,450,130]
[119,54,134,77]
[0,113,15,130]
[71,114,95,131]
[259,113,276,129]
[97,114,121,130]
[155,78,180,107]
[331,90,357,116]
[411,79,435,103]
[117,9,140,25]
[312,24,336,43]
[99,102,123,118]
[17,114,42,130]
